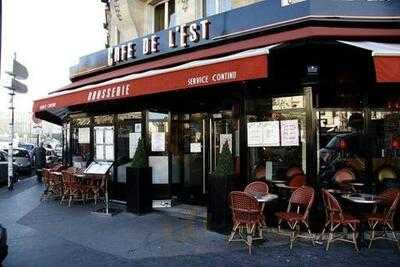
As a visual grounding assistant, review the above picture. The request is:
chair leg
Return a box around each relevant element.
[68,195,73,207]
[246,224,253,255]
[228,224,239,243]
[368,222,375,249]
[277,219,282,233]
[326,229,333,251]
[350,224,359,252]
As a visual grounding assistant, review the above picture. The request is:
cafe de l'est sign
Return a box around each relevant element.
[108,19,210,66]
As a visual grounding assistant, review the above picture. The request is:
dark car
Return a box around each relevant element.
[4,149,32,176]
[18,143,36,159]
[0,224,7,263]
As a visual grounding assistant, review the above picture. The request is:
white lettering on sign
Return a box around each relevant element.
[187,71,237,87]
[108,19,210,66]
[39,102,57,111]
[87,83,130,102]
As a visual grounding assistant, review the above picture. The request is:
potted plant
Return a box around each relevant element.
[126,137,153,215]
[207,141,235,234]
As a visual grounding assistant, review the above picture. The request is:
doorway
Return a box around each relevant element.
[170,111,239,206]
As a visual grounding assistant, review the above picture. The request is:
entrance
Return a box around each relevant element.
[170,111,239,206]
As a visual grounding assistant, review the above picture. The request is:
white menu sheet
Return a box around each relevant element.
[78,128,90,144]
[149,156,168,184]
[135,123,142,133]
[129,132,141,158]
[96,145,104,160]
[280,120,299,146]
[151,132,165,152]
[95,128,104,144]
[220,134,232,153]
[190,143,202,153]
[247,121,280,147]
[105,128,114,144]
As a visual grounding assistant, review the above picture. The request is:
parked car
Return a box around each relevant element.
[18,143,36,158]
[10,148,32,175]
[0,224,7,263]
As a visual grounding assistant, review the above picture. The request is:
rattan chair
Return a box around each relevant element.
[228,191,264,254]
[275,186,315,249]
[244,181,269,197]
[322,189,360,251]
[60,170,86,207]
[366,188,400,250]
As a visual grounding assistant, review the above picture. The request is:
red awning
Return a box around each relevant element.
[33,46,273,114]
[339,41,400,83]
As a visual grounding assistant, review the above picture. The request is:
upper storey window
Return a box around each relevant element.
[205,0,231,16]
[154,0,176,32]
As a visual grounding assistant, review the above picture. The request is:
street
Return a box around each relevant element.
[0,176,399,267]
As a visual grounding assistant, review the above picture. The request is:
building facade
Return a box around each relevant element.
[34,0,400,230]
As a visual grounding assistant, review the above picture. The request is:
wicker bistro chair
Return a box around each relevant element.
[366,188,400,250]
[244,181,269,197]
[228,191,265,254]
[43,169,63,200]
[275,186,315,249]
[60,170,86,207]
[322,190,360,251]
[84,174,105,205]
[40,168,51,201]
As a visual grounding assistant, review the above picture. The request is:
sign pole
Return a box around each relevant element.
[7,83,15,190]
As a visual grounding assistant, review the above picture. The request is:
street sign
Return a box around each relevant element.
[5,78,28,94]
[6,58,29,80]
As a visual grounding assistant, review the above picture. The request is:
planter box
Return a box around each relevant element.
[207,174,235,234]
[126,167,152,215]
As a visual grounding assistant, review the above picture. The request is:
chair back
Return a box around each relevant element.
[379,188,400,223]
[229,191,262,224]
[288,174,306,188]
[244,181,269,197]
[333,168,355,184]
[378,167,398,182]
[288,186,314,219]
[286,166,304,179]
[323,189,344,222]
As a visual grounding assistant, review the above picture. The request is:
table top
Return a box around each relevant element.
[349,182,365,187]
[74,173,86,178]
[271,180,287,184]
[51,171,62,176]
[274,183,298,190]
[256,194,278,203]
[341,193,381,204]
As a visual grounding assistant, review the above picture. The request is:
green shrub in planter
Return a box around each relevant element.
[130,137,149,168]
[207,140,235,234]
[127,136,152,215]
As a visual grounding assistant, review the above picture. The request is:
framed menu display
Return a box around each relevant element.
[151,132,165,152]
[247,121,280,147]
[84,161,113,175]
[78,128,90,144]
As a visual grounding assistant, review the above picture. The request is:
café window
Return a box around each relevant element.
[246,96,307,182]
[70,116,91,168]
[154,0,175,32]
[317,110,367,186]
[205,0,231,17]
[95,126,114,161]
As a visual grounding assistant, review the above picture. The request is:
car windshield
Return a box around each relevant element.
[19,144,34,151]
[12,149,30,158]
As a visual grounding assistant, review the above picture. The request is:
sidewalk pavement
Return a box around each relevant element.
[0,177,399,267]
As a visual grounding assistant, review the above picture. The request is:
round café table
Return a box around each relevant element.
[341,193,381,246]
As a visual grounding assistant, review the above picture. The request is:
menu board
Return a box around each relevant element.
[247,121,280,147]
[280,120,299,146]
[105,145,114,160]
[129,132,141,158]
[85,161,113,175]
[95,128,104,144]
[105,128,114,144]
[151,132,165,152]
[220,134,232,153]
[78,128,90,144]
[96,145,104,160]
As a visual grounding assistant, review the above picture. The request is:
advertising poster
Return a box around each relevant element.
[220,134,232,153]
[190,143,202,153]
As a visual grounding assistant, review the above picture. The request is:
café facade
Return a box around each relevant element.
[33,1,400,220]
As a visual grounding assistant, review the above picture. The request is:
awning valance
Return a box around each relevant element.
[339,41,400,83]
[33,46,274,115]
